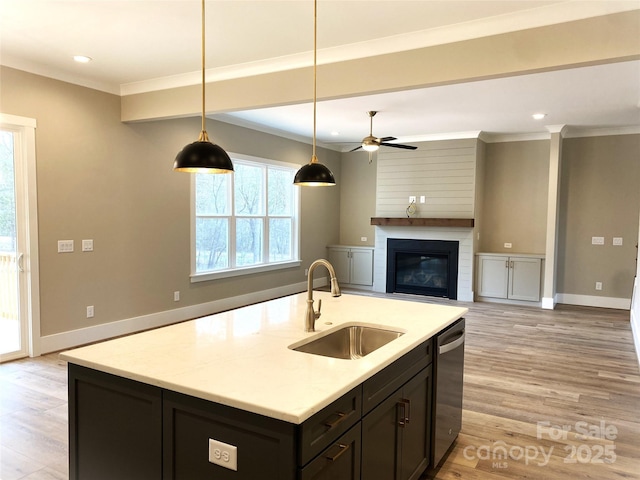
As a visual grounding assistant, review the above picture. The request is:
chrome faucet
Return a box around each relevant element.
[305,259,341,332]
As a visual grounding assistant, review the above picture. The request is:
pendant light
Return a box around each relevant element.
[174,0,233,174]
[293,0,336,187]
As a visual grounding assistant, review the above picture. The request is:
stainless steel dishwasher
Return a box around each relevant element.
[432,317,465,467]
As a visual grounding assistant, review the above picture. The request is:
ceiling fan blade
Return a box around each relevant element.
[349,145,363,152]
[380,143,418,150]
[379,136,397,142]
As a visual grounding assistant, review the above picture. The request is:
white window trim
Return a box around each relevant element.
[190,151,301,283]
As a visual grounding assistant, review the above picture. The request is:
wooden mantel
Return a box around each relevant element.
[371,217,475,228]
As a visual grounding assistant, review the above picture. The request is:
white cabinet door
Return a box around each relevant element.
[350,249,373,286]
[508,257,542,301]
[478,256,509,299]
[327,247,351,284]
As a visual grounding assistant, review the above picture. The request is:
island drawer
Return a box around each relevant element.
[298,386,362,466]
[362,338,432,414]
[300,423,361,480]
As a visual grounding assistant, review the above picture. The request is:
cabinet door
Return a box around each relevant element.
[300,424,361,480]
[327,247,351,284]
[362,367,432,480]
[399,366,431,480]
[508,257,542,301]
[68,364,162,480]
[477,256,509,298]
[349,249,373,286]
[361,391,401,480]
[163,391,296,480]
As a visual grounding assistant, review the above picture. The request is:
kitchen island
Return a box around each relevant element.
[61,291,467,480]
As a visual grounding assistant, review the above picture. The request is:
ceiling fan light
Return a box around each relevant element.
[362,143,379,152]
[174,140,234,173]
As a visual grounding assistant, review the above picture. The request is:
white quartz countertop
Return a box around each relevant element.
[61,292,467,424]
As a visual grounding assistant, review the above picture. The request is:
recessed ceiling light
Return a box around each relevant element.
[73,55,92,64]
[532,113,547,120]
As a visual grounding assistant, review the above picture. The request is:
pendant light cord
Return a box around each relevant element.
[311,0,317,163]
[199,0,208,142]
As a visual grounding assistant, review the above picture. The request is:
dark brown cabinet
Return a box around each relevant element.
[68,330,458,480]
[361,366,431,480]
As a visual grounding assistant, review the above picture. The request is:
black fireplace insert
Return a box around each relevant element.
[386,239,459,299]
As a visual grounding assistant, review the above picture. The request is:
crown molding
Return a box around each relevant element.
[481,132,551,143]
[563,125,640,138]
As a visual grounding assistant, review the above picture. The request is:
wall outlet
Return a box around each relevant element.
[595,282,603,291]
[58,240,74,253]
[409,196,416,203]
[612,237,623,246]
[360,236,367,242]
[86,305,94,318]
[504,242,512,249]
[208,439,238,471]
[173,291,180,302]
[419,195,426,204]
[592,236,605,245]
[82,239,94,252]
[304,268,309,276]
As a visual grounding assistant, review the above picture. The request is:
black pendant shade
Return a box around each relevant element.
[174,139,234,174]
[293,160,336,186]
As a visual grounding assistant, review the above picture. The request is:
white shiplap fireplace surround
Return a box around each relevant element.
[372,138,481,302]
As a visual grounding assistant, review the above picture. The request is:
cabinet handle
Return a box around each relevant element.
[401,398,410,425]
[505,260,508,268]
[324,443,350,462]
[323,411,347,429]
[510,261,514,269]
[397,399,410,427]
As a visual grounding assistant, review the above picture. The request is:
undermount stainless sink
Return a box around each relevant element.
[290,325,404,360]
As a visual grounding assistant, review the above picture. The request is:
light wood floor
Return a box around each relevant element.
[1,297,639,480]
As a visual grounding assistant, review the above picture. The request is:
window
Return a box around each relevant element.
[192,153,300,281]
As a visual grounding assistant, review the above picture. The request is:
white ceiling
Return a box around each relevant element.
[2,0,639,147]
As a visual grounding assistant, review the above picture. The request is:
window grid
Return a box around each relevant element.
[194,156,298,276]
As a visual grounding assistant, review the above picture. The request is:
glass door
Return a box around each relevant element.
[0,129,27,360]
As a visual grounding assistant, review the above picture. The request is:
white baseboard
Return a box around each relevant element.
[40,279,327,355]
[631,307,640,372]
[556,293,631,310]
[541,296,556,310]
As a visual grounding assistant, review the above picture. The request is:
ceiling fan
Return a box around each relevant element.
[349,111,418,154]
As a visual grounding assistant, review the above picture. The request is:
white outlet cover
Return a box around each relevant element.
[360,236,367,242]
[57,240,74,253]
[82,239,93,252]
[504,243,512,249]
[209,439,238,471]
[409,196,416,203]
[592,236,605,245]
[613,237,623,246]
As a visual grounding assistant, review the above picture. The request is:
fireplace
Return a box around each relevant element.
[386,239,459,299]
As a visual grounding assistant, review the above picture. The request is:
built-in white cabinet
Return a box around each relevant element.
[327,246,374,286]
[476,253,544,302]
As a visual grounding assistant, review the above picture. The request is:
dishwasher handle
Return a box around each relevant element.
[439,331,465,355]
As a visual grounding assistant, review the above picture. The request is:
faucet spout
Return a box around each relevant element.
[305,259,341,332]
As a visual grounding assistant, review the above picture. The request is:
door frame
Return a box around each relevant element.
[1,113,41,360]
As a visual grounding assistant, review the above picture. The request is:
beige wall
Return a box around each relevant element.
[557,134,640,299]
[480,140,550,254]
[1,66,340,337]
[339,151,376,246]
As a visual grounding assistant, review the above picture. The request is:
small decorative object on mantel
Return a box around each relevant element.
[406,200,417,218]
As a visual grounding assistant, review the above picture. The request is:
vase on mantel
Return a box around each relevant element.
[406,200,417,218]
